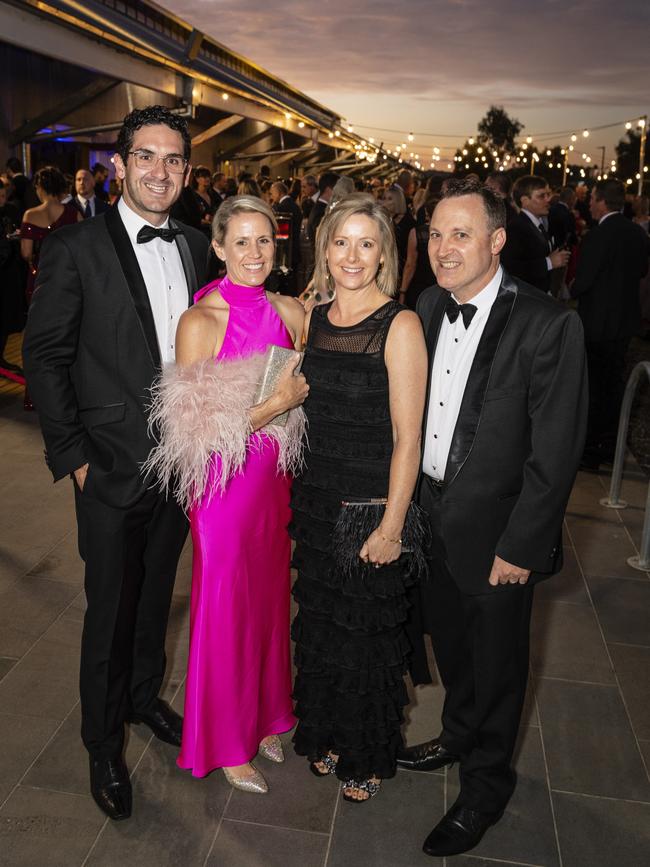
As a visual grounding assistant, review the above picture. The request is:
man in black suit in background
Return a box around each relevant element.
[501,175,570,293]
[73,168,110,218]
[306,171,339,249]
[571,178,649,469]
[398,178,587,857]
[24,106,209,822]
[549,186,577,250]
[270,180,302,293]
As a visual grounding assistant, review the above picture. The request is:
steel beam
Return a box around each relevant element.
[191,114,244,147]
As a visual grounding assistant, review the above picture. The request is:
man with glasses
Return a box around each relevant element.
[501,175,570,294]
[24,106,209,822]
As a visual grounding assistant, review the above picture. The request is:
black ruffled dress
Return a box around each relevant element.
[290,299,416,783]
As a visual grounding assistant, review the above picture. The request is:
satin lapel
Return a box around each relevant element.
[104,206,161,368]
[419,290,448,474]
[444,273,518,486]
[170,218,198,305]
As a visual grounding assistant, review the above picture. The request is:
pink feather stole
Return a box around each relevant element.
[142,354,307,511]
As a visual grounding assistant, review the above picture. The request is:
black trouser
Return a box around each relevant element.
[418,479,534,814]
[584,338,629,461]
[74,484,188,760]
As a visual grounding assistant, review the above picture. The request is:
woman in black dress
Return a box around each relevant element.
[384,186,417,303]
[290,194,428,802]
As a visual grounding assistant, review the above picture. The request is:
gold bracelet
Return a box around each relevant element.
[379,532,402,545]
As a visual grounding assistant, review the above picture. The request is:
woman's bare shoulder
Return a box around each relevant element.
[22,205,47,227]
[178,304,222,337]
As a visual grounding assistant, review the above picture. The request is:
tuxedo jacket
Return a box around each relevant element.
[72,195,110,218]
[570,212,649,343]
[501,211,552,294]
[549,201,576,249]
[416,271,587,594]
[306,199,327,245]
[23,206,209,508]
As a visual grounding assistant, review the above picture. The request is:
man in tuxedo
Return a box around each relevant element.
[23,105,209,822]
[398,177,587,857]
[270,180,302,293]
[501,175,570,293]
[73,168,110,218]
[211,171,227,204]
[571,179,649,469]
[306,171,339,248]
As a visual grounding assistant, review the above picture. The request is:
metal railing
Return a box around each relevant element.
[600,361,650,572]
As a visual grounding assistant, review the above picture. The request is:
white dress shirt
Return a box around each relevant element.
[118,198,188,364]
[422,267,503,480]
[77,194,96,217]
[521,208,552,270]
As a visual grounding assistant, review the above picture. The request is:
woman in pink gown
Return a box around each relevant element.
[146,195,307,793]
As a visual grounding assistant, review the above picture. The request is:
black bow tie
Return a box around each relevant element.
[446,296,477,329]
[136,225,182,244]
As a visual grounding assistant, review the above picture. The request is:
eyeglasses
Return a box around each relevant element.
[128,150,188,174]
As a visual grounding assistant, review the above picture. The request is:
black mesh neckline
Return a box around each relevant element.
[322,299,396,331]
[309,299,401,356]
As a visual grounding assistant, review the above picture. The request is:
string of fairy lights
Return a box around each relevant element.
[336,114,648,193]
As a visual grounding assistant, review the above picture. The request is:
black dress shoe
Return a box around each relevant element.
[396,738,460,772]
[130,698,183,747]
[422,802,503,857]
[89,756,132,821]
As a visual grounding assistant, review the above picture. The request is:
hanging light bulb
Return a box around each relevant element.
[582,130,590,138]
[468,137,475,145]
[408,132,414,142]
[639,118,646,128]
[626,121,632,130]
[526,136,532,144]
[571,134,577,142]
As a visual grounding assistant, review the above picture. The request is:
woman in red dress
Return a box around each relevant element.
[20,165,80,408]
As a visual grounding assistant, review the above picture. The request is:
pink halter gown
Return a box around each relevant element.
[177,275,297,776]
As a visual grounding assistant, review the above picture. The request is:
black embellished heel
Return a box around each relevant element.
[342,777,382,803]
[309,754,338,778]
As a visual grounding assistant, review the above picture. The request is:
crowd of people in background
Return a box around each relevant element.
[9,104,649,857]
[1,152,649,468]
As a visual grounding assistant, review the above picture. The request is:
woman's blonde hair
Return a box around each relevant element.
[384,184,407,216]
[237,179,262,198]
[313,193,399,297]
[211,194,277,245]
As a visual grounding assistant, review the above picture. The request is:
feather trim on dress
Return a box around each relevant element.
[142,354,307,510]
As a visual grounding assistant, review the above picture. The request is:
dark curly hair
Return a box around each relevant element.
[442,176,506,232]
[116,105,192,165]
[33,165,67,198]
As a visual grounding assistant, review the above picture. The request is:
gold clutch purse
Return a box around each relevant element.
[253,344,304,427]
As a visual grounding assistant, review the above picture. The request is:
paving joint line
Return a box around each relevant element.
[564,519,650,786]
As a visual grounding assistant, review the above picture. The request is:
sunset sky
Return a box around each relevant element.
[169,0,648,165]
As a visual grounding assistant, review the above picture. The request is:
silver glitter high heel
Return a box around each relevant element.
[258,735,284,764]
[222,764,268,794]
